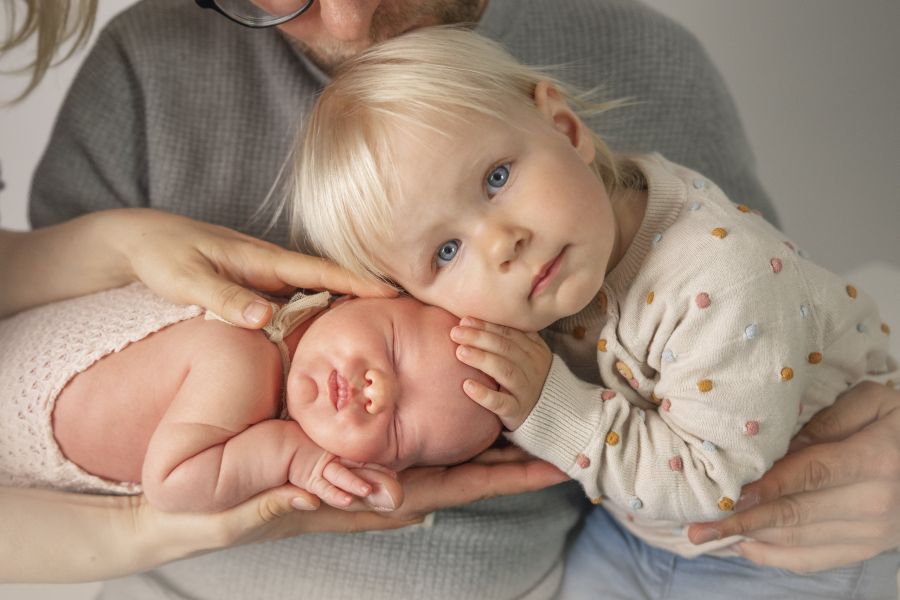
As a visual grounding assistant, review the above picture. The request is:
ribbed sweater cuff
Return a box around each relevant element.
[509,355,603,470]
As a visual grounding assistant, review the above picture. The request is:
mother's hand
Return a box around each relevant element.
[687,381,900,572]
[115,209,394,327]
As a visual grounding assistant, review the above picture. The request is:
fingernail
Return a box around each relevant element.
[460,317,476,326]
[464,379,477,393]
[243,301,269,325]
[450,326,464,341]
[291,497,316,511]
[367,485,397,511]
[457,346,471,358]
[734,490,760,511]
[357,484,372,497]
[693,527,721,544]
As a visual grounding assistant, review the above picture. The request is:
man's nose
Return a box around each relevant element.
[362,368,394,414]
[479,221,528,272]
[317,0,380,42]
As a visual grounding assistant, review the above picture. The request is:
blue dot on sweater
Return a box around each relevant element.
[693,178,706,190]
[702,440,718,452]
[857,323,866,333]
[800,305,811,318]
[744,324,758,340]
[662,349,676,363]
[652,232,663,246]
[629,496,644,510]
[688,202,702,211]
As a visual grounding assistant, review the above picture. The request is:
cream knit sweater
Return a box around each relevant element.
[511,154,895,557]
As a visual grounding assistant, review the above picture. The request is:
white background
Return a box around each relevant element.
[1,1,898,598]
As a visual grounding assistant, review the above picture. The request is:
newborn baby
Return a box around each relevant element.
[0,284,501,513]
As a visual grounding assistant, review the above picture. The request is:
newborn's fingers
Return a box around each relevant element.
[322,461,373,497]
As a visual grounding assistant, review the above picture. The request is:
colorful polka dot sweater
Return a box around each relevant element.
[508,154,896,556]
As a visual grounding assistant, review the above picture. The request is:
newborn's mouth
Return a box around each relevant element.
[329,370,352,411]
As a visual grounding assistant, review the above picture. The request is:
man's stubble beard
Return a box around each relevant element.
[295,0,483,73]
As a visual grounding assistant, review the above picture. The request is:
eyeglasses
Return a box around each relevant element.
[195,0,316,29]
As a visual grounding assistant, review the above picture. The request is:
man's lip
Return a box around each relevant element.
[530,248,566,298]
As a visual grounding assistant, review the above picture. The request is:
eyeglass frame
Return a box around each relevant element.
[194,0,316,29]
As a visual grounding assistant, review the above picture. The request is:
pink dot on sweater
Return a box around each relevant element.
[770,258,782,273]
[601,390,616,401]
[745,421,760,436]
[661,398,672,411]
[668,456,684,471]
[629,378,640,389]
[696,293,711,309]
[575,454,591,469]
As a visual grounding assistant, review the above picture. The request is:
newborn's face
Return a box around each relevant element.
[287,296,501,470]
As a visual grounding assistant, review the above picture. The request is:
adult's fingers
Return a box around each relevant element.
[745,519,892,548]
[789,381,894,452]
[270,250,396,299]
[735,540,877,573]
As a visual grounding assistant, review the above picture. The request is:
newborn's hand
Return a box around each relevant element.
[339,461,403,513]
[289,444,397,510]
[451,317,552,430]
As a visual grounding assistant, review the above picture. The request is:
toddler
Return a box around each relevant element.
[0,283,501,513]
[293,28,897,596]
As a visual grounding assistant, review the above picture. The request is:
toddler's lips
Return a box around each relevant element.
[328,370,352,412]
[530,247,566,298]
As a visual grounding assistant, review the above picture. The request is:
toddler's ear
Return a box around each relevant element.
[533,80,595,164]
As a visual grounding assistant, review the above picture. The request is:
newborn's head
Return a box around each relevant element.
[286,296,502,470]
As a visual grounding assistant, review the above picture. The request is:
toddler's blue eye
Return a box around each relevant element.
[436,240,460,267]
[486,163,510,195]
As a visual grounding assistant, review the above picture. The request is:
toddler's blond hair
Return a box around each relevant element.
[291,27,629,285]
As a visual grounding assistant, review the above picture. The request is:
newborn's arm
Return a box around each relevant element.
[141,322,374,513]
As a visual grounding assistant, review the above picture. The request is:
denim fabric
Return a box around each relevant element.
[559,506,899,600]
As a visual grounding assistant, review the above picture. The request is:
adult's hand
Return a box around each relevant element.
[385,445,568,521]
[0,208,394,322]
[114,209,395,327]
[687,381,900,572]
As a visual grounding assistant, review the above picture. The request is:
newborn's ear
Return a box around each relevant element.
[533,80,596,165]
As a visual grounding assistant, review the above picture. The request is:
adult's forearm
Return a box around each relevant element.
[0,487,201,583]
[0,212,131,318]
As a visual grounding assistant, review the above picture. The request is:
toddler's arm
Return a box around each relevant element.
[141,322,383,513]
[458,256,892,523]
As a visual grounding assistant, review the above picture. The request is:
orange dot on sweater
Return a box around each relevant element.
[780,367,794,381]
[606,432,620,446]
[697,379,713,393]
[846,285,858,299]
[591,496,603,505]
[575,453,591,469]
[718,497,735,511]
[650,392,661,405]
[737,204,751,213]
[696,292,711,308]
[883,323,892,335]
[646,291,655,304]
[597,291,608,313]
[745,420,760,436]
[808,352,823,364]
[615,361,634,380]
[597,339,608,352]
[572,325,586,339]
[711,227,728,239]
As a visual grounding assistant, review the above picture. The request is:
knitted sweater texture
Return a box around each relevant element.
[512,154,894,558]
[30,1,773,598]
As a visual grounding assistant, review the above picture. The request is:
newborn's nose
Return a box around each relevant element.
[363,368,393,414]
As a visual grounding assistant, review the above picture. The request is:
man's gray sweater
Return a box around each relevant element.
[30,0,772,598]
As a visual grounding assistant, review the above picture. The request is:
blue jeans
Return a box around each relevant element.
[559,506,899,600]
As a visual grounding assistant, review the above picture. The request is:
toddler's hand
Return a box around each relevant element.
[451,317,552,430]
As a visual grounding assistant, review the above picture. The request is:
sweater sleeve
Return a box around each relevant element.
[511,218,892,523]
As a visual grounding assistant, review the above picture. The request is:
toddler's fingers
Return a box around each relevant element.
[463,378,519,422]
[456,345,526,391]
[452,326,531,363]
[321,461,373,497]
